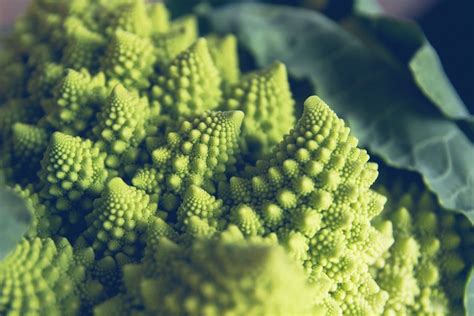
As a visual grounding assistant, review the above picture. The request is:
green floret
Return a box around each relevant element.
[5,124,49,184]
[27,63,65,102]
[45,69,107,135]
[40,132,108,198]
[149,2,171,34]
[171,15,199,41]
[176,185,225,238]
[103,0,152,38]
[152,16,198,68]
[62,17,106,70]
[0,99,43,143]
[78,177,156,263]
[0,238,105,315]
[93,84,149,170]
[206,34,240,84]
[12,185,62,238]
[101,30,156,90]
[222,61,294,160]
[95,227,324,316]
[151,39,222,118]
[37,132,108,237]
[373,181,473,315]
[221,96,393,314]
[133,110,244,210]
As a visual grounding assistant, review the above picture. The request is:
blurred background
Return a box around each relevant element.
[0,0,29,27]
[0,0,441,27]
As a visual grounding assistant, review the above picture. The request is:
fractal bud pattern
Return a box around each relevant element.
[0,0,471,315]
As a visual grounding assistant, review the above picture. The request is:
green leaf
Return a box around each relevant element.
[466,269,474,315]
[0,172,31,259]
[353,0,383,15]
[351,6,473,122]
[208,3,474,222]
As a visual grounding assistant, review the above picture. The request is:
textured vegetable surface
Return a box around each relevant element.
[208,3,474,223]
[374,179,473,315]
[0,0,472,315]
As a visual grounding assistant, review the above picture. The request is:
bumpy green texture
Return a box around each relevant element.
[37,132,108,237]
[132,110,244,211]
[93,84,149,170]
[373,181,473,316]
[152,15,197,68]
[27,63,64,104]
[95,227,324,316]
[206,34,240,84]
[222,62,294,160]
[151,39,222,118]
[103,0,151,38]
[176,185,225,238]
[0,99,43,141]
[0,0,471,315]
[102,30,155,90]
[62,16,105,70]
[39,132,108,200]
[2,123,49,184]
[45,69,107,135]
[223,96,393,315]
[78,177,156,263]
[0,238,104,315]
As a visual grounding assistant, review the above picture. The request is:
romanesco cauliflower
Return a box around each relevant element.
[0,1,471,315]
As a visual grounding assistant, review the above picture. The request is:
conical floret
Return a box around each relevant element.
[206,34,240,84]
[40,132,107,200]
[177,185,224,237]
[93,84,149,169]
[152,39,222,118]
[80,177,156,262]
[223,62,294,160]
[133,110,244,211]
[95,230,322,316]
[373,181,473,315]
[9,123,49,182]
[0,238,104,315]
[62,17,105,70]
[101,30,155,89]
[225,96,391,314]
[46,69,106,134]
